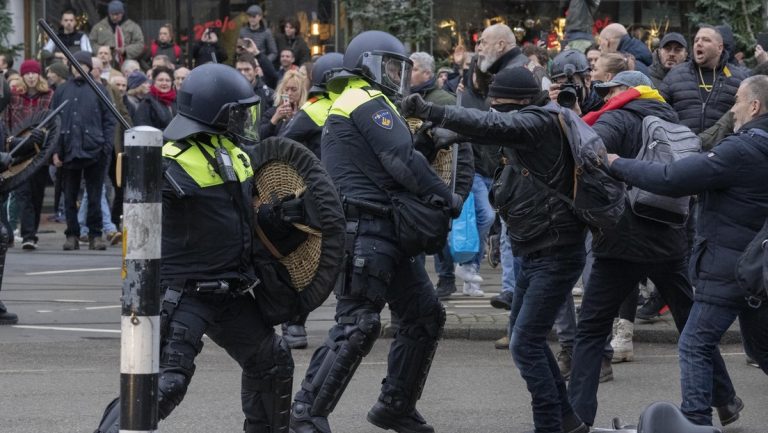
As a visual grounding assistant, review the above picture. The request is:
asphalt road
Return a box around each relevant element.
[0,230,766,433]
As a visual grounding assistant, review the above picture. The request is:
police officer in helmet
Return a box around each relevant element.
[289,30,461,433]
[548,49,604,115]
[94,63,294,433]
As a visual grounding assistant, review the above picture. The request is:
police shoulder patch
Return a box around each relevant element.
[372,109,394,130]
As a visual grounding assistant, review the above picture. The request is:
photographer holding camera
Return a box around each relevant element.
[548,49,604,116]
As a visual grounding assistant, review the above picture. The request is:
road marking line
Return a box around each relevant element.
[85,305,121,310]
[53,299,98,303]
[37,305,121,313]
[12,325,120,333]
[26,267,121,275]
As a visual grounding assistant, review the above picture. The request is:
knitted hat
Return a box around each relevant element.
[488,67,541,99]
[108,0,125,14]
[127,71,149,90]
[73,51,93,71]
[20,59,42,76]
[46,61,69,79]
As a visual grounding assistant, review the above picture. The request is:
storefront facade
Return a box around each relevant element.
[3,0,754,65]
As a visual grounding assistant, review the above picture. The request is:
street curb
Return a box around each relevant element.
[381,323,743,345]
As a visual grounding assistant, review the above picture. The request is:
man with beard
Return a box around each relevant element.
[649,32,688,89]
[476,24,529,75]
[661,25,747,133]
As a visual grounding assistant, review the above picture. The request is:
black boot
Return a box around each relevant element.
[434,278,456,300]
[715,395,744,426]
[0,299,18,325]
[367,399,434,433]
[289,402,332,433]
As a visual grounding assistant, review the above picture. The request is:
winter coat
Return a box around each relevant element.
[429,103,586,255]
[239,24,278,64]
[50,77,116,167]
[133,93,176,130]
[617,34,653,68]
[591,96,690,262]
[89,17,145,61]
[611,114,768,308]
[147,40,184,67]
[4,90,53,132]
[660,54,748,133]
[275,33,310,66]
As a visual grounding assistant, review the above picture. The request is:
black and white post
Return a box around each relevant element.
[120,126,163,433]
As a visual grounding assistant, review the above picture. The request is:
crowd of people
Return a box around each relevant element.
[0,0,767,432]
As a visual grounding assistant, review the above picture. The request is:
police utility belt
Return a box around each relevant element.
[164,278,259,296]
[342,196,392,220]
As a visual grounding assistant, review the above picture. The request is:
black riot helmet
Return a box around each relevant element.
[164,63,260,143]
[310,52,344,94]
[337,30,413,98]
[550,49,591,79]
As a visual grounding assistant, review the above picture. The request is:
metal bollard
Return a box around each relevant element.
[120,126,163,433]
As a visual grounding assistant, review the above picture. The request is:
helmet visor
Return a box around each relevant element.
[361,52,413,98]
[222,99,261,145]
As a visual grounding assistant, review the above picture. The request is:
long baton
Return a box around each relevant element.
[37,19,131,130]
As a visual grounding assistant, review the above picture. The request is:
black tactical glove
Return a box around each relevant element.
[9,128,46,161]
[431,127,460,151]
[449,193,464,219]
[400,93,433,120]
[256,195,308,256]
[274,190,322,229]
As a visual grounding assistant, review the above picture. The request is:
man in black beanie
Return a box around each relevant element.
[402,67,589,433]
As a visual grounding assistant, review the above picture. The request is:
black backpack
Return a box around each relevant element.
[628,116,701,227]
[541,103,626,230]
[736,217,768,308]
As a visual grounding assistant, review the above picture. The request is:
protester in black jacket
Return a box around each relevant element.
[569,71,739,428]
[50,51,116,251]
[609,75,768,426]
[274,17,310,67]
[133,67,176,130]
[191,28,227,67]
[661,26,748,133]
[403,66,590,433]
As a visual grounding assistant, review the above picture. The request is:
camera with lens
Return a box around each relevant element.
[556,64,583,109]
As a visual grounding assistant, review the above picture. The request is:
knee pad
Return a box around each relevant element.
[157,371,190,419]
[396,304,445,341]
[343,311,382,356]
[161,323,204,376]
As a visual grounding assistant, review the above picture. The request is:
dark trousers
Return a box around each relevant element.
[679,299,768,425]
[568,258,735,426]
[61,157,106,238]
[17,166,50,242]
[508,242,586,433]
[295,218,443,408]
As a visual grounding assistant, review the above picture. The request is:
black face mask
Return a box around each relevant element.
[491,103,527,113]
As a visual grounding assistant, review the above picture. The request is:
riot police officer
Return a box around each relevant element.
[289,31,461,433]
[94,64,294,433]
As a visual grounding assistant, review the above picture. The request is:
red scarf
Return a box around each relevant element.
[114,24,125,65]
[150,85,176,106]
[582,88,641,126]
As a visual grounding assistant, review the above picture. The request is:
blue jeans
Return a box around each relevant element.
[78,187,117,236]
[500,220,520,294]
[509,242,586,432]
[570,258,735,426]
[461,174,495,267]
[679,300,768,425]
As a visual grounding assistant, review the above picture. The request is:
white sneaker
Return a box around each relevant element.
[455,263,483,283]
[462,281,484,297]
[611,318,634,363]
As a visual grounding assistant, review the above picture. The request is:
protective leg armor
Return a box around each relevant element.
[242,335,294,433]
[366,305,446,433]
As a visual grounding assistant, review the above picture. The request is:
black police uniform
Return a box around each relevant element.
[96,134,293,433]
[290,76,450,433]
